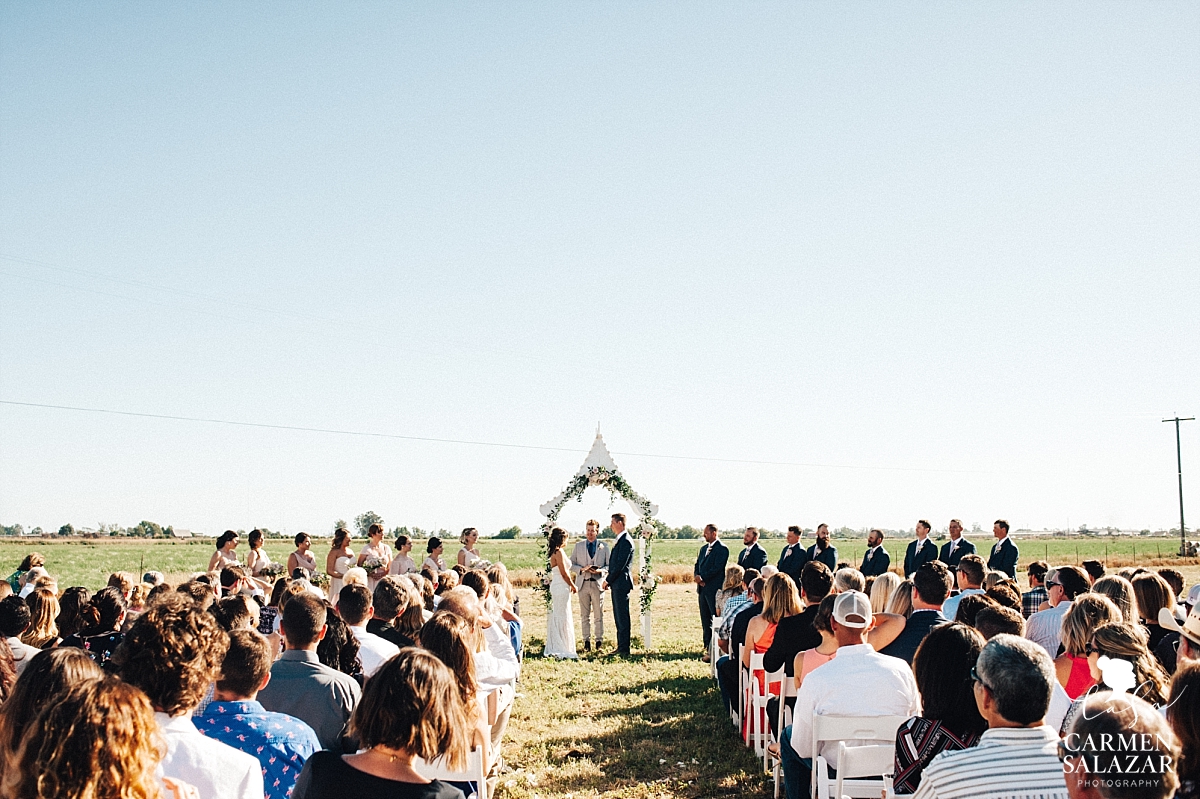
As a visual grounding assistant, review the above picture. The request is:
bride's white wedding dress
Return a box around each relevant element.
[545,555,578,659]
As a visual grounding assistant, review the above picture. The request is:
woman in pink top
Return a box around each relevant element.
[793,594,838,689]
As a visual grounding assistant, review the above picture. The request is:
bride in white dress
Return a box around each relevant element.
[544,527,578,659]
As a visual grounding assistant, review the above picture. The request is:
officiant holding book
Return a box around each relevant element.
[571,519,610,653]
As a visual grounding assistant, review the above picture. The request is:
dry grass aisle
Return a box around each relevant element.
[497,584,766,799]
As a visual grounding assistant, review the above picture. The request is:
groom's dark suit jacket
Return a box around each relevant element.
[607,534,634,592]
[694,539,729,595]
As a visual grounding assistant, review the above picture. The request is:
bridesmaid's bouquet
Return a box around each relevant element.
[258,563,286,580]
[363,557,386,573]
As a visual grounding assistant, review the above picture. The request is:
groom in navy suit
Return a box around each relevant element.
[602,513,635,656]
[694,523,729,655]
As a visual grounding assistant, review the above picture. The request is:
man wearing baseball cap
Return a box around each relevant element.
[777,591,920,799]
[1158,583,1200,668]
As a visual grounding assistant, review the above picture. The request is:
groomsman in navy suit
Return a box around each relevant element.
[694,524,729,657]
[987,519,1019,578]
[737,527,768,573]
[903,519,939,577]
[859,529,891,577]
[777,525,809,584]
[939,518,976,574]
[807,523,838,571]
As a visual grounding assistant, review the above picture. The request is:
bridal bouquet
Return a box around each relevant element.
[258,563,286,580]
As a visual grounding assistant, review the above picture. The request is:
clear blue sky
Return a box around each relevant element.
[2,3,1197,537]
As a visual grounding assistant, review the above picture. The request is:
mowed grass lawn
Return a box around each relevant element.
[0,535,1195,591]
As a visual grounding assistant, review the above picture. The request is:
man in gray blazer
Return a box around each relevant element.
[570,519,610,652]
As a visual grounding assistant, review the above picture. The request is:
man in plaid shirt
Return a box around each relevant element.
[716,568,759,652]
[1021,560,1049,619]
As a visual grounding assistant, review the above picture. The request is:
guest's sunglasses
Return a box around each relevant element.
[970,666,994,693]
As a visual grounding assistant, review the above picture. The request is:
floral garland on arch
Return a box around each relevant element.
[537,465,659,616]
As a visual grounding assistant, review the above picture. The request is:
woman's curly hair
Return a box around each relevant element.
[1,677,161,799]
[111,592,229,716]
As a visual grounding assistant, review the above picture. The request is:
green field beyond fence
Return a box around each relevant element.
[0,535,1194,591]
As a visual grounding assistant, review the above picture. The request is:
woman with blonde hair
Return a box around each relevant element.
[1,677,199,799]
[885,579,915,618]
[743,573,802,695]
[20,587,60,649]
[1091,575,1139,623]
[870,572,902,615]
[1088,622,1170,704]
[715,565,745,616]
[1055,593,1121,698]
[0,648,103,766]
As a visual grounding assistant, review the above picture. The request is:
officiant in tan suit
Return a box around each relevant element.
[570,518,610,652]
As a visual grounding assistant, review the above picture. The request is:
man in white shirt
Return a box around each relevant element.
[113,593,264,799]
[0,596,40,675]
[779,591,921,799]
[337,583,399,677]
[1025,565,1090,657]
[941,554,986,621]
[912,635,1068,799]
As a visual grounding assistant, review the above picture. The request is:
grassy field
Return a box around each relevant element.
[1,535,1195,590]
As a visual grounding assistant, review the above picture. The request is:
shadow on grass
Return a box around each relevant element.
[505,673,767,798]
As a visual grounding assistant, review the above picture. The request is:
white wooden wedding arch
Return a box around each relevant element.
[538,430,660,648]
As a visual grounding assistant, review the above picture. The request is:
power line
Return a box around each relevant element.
[0,395,1142,475]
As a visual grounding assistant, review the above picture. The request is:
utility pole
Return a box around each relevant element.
[1163,416,1194,556]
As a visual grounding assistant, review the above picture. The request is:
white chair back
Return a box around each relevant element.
[811,715,906,799]
[414,745,488,799]
[833,742,894,799]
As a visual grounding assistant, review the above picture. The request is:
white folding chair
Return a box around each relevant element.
[832,743,894,799]
[750,663,785,766]
[769,673,799,797]
[414,744,489,799]
[733,643,746,730]
[811,715,907,799]
[710,616,723,679]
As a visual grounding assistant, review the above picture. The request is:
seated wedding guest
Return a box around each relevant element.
[1132,572,1176,651]
[1026,566,1089,657]
[0,647,102,764]
[762,562,832,677]
[316,605,364,679]
[743,573,801,734]
[985,582,1023,612]
[212,594,259,632]
[974,605,1025,639]
[0,677,200,799]
[953,594,998,627]
[220,565,251,598]
[910,635,1066,799]
[767,594,842,739]
[1160,592,1200,666]
[1168,662,1200,799]
[343,566,370,591]
[60,586,128,668]
[420,612,492,779]
[0,640,15,701]
[288,533,318,579]
[5,552,44,593]
[113,593,263,799]
[338,584,400,678]
[259,592,362,752]
[1023,561,1050,618]
[870,572,902,614]
[717,577,765,714]
[716,568,758,653]
[178,579,217,611]
[779,592,921,799]
[0,595,39,675]
[259,577,289,636]
[941,555,986,620]
[292,649,470,799]
[716,565,745,617]
[368,576,419,649]
[51,583,88,638]
[125,581,150,623]
[1081,559,1106,584]
[418,569,438,611]
[485,565,522,658]
[880,561,952,664]
[1060,621,1170,733]
[833,567,865,594]
[17,566,50,599]
[893,623,988,794]
[1089,575,1138,622]
[1159,568,1185,607]
[423,537,446,573]
[197,629,321,799]
[1055,594,1120,699]
[389,534,418,576]
[1062,692,1180,799]
[886,576,917,617]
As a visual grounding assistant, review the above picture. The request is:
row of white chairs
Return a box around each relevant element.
[410,685,506,799]
[713,618,898,799]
